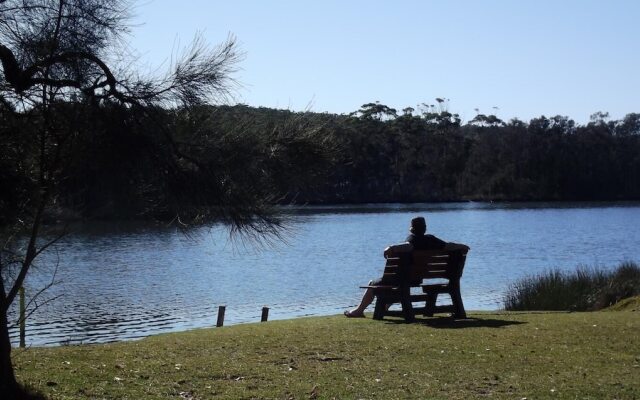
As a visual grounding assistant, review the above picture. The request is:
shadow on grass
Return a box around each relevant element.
[9,384,48,400]
[382,316,525,329]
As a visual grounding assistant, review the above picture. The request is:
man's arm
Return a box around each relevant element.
[383,242,414,258]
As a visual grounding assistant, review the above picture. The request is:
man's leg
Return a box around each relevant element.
[345,282,375,317]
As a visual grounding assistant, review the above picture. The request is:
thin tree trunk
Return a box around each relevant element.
[0,306,20,398]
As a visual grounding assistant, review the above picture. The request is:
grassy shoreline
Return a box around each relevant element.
[13,308,640,399]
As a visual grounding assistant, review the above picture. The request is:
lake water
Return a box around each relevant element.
[8,202,640,346]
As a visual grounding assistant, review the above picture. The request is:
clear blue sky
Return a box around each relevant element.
[129,0,640,124]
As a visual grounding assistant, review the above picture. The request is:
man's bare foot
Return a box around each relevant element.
[344,310,365,318]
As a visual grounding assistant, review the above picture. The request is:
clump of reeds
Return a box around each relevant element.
[503,261,640,311]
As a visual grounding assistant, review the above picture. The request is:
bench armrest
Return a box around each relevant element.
[444,242,470,252]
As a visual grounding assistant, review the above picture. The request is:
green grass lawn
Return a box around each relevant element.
[13,309,640,399]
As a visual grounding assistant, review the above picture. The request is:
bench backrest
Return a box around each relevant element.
[382,249,468,285]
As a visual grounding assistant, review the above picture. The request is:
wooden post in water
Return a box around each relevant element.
[261,306,269,322]
[216,305,226,327]
[19,287,26,348]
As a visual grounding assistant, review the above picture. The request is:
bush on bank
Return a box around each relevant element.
[504,261,640,311]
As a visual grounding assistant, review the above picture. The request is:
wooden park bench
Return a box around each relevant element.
[361,248,469,322]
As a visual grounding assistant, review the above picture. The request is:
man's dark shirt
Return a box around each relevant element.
[406,233,446,250]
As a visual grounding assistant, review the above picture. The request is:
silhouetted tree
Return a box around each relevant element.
[0,1,333,397]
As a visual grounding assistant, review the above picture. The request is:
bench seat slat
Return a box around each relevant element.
[360,285,398,290]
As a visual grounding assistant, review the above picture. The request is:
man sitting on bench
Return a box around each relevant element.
[344,216,468,318]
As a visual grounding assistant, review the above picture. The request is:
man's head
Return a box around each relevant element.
[410,216,426,235]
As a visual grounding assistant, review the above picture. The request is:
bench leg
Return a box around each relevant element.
[424,292,438,317]
[450,281,466,319]
[373,296,387,320]
[400,295,415,323]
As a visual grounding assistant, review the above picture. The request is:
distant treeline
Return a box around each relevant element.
[2,101,639,221]
[215,102,640,204]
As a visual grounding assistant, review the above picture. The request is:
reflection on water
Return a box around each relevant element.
[8,202,640,346]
